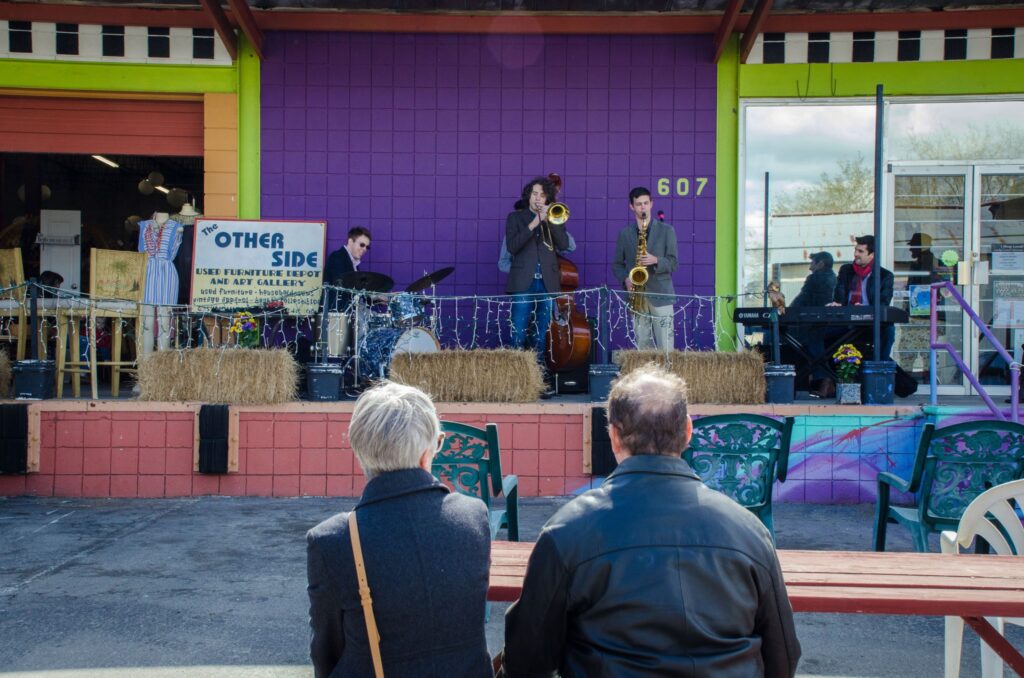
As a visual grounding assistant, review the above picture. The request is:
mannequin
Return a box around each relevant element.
[138,211,184,353]
[172,202,201,310]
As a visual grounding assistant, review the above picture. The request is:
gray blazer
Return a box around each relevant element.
[612,219,679,307]
[505,209,569,294]
[307,469,492,678]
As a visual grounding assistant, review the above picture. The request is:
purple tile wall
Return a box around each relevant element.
[261,32,717,346]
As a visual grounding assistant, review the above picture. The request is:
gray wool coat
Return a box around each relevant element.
[307,468,492,678]
[612,219,680,307]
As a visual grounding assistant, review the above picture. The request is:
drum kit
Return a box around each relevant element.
[326,266,454,383]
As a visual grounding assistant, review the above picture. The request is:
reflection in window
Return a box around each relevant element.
[889,101,1024,162]
[742,104,873,306]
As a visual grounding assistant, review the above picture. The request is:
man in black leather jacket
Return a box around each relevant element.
[502,364,801,677]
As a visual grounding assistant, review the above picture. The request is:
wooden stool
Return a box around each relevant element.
[0,248,28,361]
[55,249,147,399]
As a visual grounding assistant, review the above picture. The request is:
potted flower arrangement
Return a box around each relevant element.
[832,343,863,404]
[229,311,260,349]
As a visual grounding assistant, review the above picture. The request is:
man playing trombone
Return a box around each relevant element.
[612,186,678,351]
[505,177,570,361]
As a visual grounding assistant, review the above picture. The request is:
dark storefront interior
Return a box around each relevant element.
[1,152,203,293]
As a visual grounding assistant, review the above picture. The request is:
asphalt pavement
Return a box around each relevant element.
[0,495,1019,678]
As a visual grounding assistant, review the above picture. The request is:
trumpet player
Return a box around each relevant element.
[612,187,679,351]
[506,177,570,359]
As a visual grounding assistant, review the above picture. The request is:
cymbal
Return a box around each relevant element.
[405,266,455,293]
[336,270,394,293]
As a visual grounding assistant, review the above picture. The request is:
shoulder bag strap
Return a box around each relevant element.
[348,511,385,678]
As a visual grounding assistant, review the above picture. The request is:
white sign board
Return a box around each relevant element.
[191,218,326,315]
[991,244,1024,274]
[993,280,1024,329]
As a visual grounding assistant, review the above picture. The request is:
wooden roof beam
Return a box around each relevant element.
[226,0,264,60]
[198,0,237,61]
[712,0,743,63]
[740,0,774,64]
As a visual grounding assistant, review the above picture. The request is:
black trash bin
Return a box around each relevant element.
[12,360,55,400]
[588,363,619,402]
[862,360,896,405]
[764,363,796,404]
[306,363,343,401]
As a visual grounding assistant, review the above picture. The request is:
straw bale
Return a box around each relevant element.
[615,350,766,405]
[0,351,10,396]
[137,348,299,404]
[388,349,544,403]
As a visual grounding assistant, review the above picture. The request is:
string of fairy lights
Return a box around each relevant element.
[0,281,746,372]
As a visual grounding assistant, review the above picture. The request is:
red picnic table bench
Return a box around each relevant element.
[489,542,1024,675]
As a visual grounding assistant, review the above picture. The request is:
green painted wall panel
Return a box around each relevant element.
[0,59,236,94]
[738,59,1024,99]
[715,36,740,348]
[237,37,261,219]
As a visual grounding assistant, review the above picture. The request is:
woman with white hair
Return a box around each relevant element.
[306,381,492,678]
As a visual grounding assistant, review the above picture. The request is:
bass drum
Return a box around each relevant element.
[359,327,439,381]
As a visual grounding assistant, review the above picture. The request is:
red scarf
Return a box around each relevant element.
[848,261,872,305]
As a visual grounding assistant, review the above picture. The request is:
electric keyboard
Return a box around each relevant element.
[733,306,909,326]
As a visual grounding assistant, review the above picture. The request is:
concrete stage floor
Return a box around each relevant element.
[1,496,1020,678]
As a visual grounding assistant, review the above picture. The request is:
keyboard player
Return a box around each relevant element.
[809,235,894,398]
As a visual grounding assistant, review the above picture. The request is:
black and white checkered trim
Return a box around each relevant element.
[747,28,1022,64]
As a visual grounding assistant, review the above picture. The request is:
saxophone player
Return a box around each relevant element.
[612,187,679,351]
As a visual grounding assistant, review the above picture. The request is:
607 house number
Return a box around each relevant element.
[656,177,709,197]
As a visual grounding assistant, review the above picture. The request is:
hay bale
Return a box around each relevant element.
[615,350,766,405]
[0,351,10,397]
[389,349,544,403]
[137,348,299,404]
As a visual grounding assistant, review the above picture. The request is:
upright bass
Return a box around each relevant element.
[543,173,592,373]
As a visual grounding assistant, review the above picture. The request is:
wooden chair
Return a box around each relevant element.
[942,478,1024,678]
[432,421,519,541]
[874,421,1024,553]
[683,413,795,538]
[0,248,28,361]
[56,249,147,399]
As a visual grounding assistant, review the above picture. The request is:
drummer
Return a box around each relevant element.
[323,226,372,313]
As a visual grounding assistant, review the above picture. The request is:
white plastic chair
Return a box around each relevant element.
[942,478,1024,678]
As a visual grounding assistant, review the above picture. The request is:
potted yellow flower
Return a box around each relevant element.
[832,343,863,404]
[229,312,260,349]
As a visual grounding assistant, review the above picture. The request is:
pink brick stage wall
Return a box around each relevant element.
[0,403,929,502]
[0,407,589,499]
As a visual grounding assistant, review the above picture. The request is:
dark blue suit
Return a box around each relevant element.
[307,468,492,678]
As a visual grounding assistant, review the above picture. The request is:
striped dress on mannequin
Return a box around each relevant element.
[138,215,184,305]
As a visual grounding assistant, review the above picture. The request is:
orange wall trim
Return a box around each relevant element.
[203,92,239,218]
[0,94,204,156]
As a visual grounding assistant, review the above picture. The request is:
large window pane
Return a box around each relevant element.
[742,104,873,305]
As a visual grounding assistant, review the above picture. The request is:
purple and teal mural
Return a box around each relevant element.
[260,32,719,348]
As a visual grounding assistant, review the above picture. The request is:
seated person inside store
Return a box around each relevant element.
[808,234,894,399]
[789,251,837,308]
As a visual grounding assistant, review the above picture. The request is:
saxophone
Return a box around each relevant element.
[627,212,651,313]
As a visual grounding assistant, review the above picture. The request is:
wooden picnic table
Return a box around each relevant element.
[489,542,1024,675]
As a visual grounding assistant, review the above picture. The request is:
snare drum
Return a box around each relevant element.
[359,327,439,381]
[325,311,350,358]
[388,293,425,326]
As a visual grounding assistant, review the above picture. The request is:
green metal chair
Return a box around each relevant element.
[433,421,519,541]
[683,414,795,538]
[874,421,1024,553]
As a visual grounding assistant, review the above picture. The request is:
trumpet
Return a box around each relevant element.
[628,212,651,313]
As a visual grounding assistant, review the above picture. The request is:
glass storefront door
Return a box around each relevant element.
[976,166,1024,393]
[889,162,1024,396]
[889,167,970,394]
